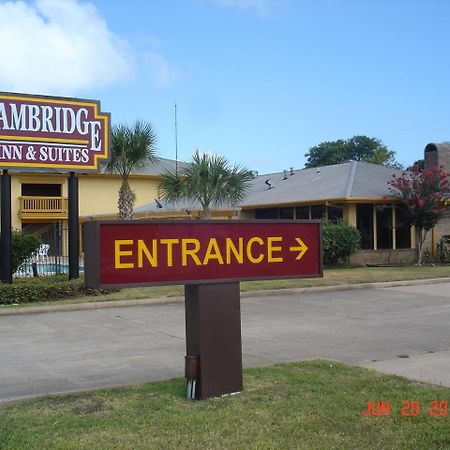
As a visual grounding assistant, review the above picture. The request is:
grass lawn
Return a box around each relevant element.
[1,360,450,449]
[64,265,450,303]
[3,264,449,309]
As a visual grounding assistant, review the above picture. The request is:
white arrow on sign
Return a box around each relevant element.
[289,237,309,261]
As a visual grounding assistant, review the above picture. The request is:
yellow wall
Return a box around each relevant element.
[78,174,160,217]
[10,175,21,229]
[11,173,68,228]
[344,204,357,227]
[10,171,161,227]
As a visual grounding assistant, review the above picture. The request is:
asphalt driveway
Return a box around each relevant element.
[1,281,449,404]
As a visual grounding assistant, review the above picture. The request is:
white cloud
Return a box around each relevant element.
[206,0,287,17]
[0,0,133,95]
[142,51,179,88]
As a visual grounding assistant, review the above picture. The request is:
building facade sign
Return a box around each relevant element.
[0,92,110,171]
[84,220,323,288]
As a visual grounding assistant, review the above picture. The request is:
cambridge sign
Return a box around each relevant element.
[84,220,323,288]
[0,92,110,171]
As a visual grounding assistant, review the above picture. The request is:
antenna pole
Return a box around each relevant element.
[175,103,178,175]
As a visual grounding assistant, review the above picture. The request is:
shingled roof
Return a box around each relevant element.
[129,157,189,175]
[241,161,404,208]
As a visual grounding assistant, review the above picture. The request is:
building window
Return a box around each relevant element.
[280,207,294,219]
[295,206,310,219]
[376,205,393,249]
[311,205,325,219]
[357,204,374,250]
[255,208,279,219]
[21,183,61,197]
[328,206,344,223]
[395,206,412,249]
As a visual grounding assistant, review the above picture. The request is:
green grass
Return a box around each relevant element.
[241,264,450,291]
[3,265,449,310]
[1,361,450,449]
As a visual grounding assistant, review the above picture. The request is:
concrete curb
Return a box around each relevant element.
[1,277,449,317]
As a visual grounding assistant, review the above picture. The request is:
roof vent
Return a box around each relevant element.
[290,167,295,175]
[155,199,163,209]
[251,170,259,179]
[265,179,274,189]
[283,170,288,180]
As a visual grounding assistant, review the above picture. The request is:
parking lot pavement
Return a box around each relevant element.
[1,281,449,403]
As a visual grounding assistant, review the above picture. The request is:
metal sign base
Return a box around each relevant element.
[185,282,243,400]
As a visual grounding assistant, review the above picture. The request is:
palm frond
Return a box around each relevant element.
[159,150,252,217]
[106,121,158,219]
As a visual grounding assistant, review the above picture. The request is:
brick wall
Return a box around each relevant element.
[349,249,416,265]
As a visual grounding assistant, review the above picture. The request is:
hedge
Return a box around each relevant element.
[0,275,117,305]
[323,222,361,264]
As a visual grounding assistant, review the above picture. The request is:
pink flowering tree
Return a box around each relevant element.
[387,165,449,264]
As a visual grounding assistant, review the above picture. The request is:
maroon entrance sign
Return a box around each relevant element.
[84,220,322,288]
[0,92,110,171]
[83,220,322,400]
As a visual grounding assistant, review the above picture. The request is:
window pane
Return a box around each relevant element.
[376,205,393,249]
[396,206,412,249]
[295,206,310,219]
[255,208,279,219]
[21,183,61,196]
[280,207,294,219]
[357,204,374,250]
[311,205,325,219]
[327,206,343,223]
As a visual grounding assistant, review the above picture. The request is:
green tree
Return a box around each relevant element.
[304,135,401,168]
[304,139,348,168]
[387,165,449,264]
[159,151,253,218]
[105,121,157,220]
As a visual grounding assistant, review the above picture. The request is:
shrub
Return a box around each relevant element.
[0,275,118,305]
[437,235,450,263]
[12,230,42,273]
[323,222,361,264]
[0,229,42,274]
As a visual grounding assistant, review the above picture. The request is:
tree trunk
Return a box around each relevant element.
[200,205,211,220]
[118,180,136,220]
[415,226,428,265]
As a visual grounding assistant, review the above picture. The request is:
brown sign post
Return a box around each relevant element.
[83,220,322,399]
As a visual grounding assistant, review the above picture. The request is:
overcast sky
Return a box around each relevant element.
[0,0,449,173]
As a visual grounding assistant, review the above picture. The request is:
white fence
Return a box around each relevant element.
[14,250,84,278]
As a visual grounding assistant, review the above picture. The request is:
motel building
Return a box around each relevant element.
[3,157,181,263]
[2,142,450,272]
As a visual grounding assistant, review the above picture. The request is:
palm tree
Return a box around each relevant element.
[159,151,253,218]
[105,121,157,220]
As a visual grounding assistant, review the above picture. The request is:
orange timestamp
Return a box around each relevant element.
[362,400,448,417]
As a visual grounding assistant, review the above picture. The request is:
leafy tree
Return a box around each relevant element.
[0,230,41,274]
[387,165,449,264]
[303,139,348,168]
[105,121,157,220]
[323,222,361,264]
[159,151,253,218]
[304,135,401,168]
